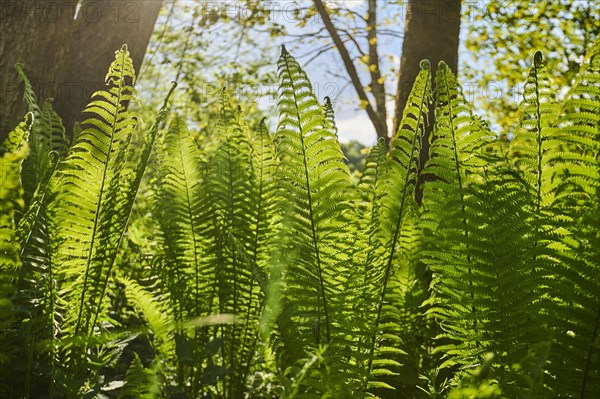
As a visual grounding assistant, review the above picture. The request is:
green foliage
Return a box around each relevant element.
[464,0,599,133]
[0,38,598,399]
[15,64,69,207]
[0,115,31,375]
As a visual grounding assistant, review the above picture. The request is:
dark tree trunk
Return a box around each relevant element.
[0,0,162,142]
[0,0,76,136]
[393,0,462,202]
[55,0,163,133]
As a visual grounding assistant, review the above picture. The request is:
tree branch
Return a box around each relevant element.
[312,0,388,142]
[367,0,388,143]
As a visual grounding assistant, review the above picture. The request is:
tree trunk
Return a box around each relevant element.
[0,0,162,142]
[392,0,462,202]
[0,0,76,136]
[55,0,163,133]
[366,0,388,145]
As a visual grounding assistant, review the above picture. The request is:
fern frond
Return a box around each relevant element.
[545,37,600,397]
[323,96,339,138]
[421,62,497,369]
[49,45,137,337]
[154,116,209,320]
[0,114,32,272]
[0,114,31,294]
[0,115,31,394]
[509,51,561,211]
[236,117,281,375]
[552,37,599,203]
[119,274,176,362]
[424,62,493,203]
[273,47,357,392]
[357,137,387,225]
[119,353,162,399]
[429,167,551,377]
[249,118,279,279]
[205,98,273,396]
[421,60,555,395]
[41,47,154,386]
[12,151,61,397]
[358,60,431,394]
[16,65,69,205]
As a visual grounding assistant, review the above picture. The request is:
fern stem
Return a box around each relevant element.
[533,54,543,215]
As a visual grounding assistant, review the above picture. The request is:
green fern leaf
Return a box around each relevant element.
[273,47,357,392]
[359,61,431,393]
[15,65,69,206]
[422,62,497,369]
[545,37,600,397]
[39,48,173,389]
[0,115,31,393]
[208,98,270,396]
[509,51,561,211]
[119,274,176,362]
[154,116,209,319]
[323,96,339,138]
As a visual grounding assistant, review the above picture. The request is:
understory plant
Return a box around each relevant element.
[0,38,598,398]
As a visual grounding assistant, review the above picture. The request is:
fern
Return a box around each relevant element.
[323,96,338,138]
[509,51,561,212]
[12,151,61,397]
[239,117,280,384]
[0,115,31,396]
[356,60,431,395]
[207,98,268,397]
[422,61,496,369]
[544,37,600,397]
[423,59,558,399]
[15,65,69,206]
[119,353,162,399]
[273,45,358,395]
[357,137,387,227]
[153,94,272,396]
[2,39,598,399]
[248,118,279,284]
[154,115,209,323]
[33,45,173,394]
[119,274,176,364]
[0,115,31,310]
[47,45,139,353]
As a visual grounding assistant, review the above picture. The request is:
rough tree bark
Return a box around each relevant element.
[0,0,163,142]
[392,0,462,201]
[0,0,75,137]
